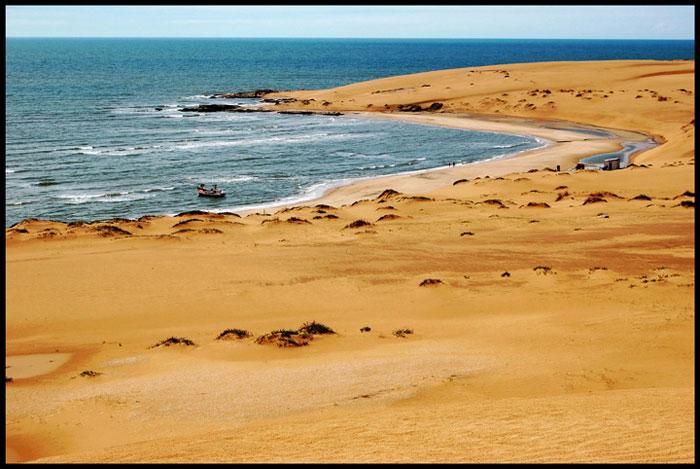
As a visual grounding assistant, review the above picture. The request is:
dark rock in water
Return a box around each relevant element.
[180,104,243,112]
[210,89,278,99]
[154,107,164,111]
[262,97,298,104]
[321,112,343,116]
[428,102,444,111]
[278,110,315,115]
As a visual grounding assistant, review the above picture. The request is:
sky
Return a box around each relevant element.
[4,5,696,40]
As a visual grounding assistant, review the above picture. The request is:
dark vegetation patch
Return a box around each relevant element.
[198,228,224,234]
[298,321,336,335]
[172,218,204,228]
[175,210,209,217]
[9,228,29,234]
[630,194,652,201]
[360,326,372,333]
[673,191,695,199]
[255,329,312,347]
[393,328,414,338]
[453,179,469,186]
[287,217,311,224]
[375,189,400,201]
[555,185,568,190]
[419,278,443,287]
[6,376,13,383]
[501,271,511,277]
[344,219,372,229]
[583,196,607,205]
[216,328,253,340]
[315,204,336,210]
[94,225,132,237]
[218,211,241,217]
[524,202,550,208]
[261,218,280,225]
[376,214,402,222]
[588,266,608,273]
[400,196,433,202]
[377,206,396,211]
[460,231,474,236]
[79,370,102,378]
[590,191,622,199]
[481,199,506,208]
[555,191,570,202]
[534,266,554,275]
[678,200,694,208]
[150,337,196,348]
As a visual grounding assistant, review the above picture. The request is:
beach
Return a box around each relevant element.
[5,59,695,463]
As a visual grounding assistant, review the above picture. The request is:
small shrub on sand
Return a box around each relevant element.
[150,337,196,348]
[79,370,102,378]
[376,214,402,222]
[583,196,607,205]
[393,328,413,338]
[255,329,312,347]
[6,376,13,383]
[419,278,443,287]
[525,202,550,208]
[630,194,652,201]
[298,321,336,335]
[460,231,474,236]
[534,266,554,275]
[216,329,253,340]
[344,219,372,229]
[555,191,570,202]
[501,271,511,277]
[482,199,506,208]
[673,191,694,199]
[94,225,132,237]
[287,217,311,224]
[452,179,469,186]
[360,326,372,332]
[679,200,694,208]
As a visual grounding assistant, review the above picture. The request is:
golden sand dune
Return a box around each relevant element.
[5,60,694,462]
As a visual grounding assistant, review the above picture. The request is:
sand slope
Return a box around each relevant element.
[5,60,695,463]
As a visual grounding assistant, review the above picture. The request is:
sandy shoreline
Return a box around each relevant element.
[226,110,632,217]
[6,59,694,463]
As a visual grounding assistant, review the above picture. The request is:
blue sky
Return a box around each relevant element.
[5,5,695,39]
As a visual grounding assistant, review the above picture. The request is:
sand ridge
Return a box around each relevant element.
[5,60,695,463]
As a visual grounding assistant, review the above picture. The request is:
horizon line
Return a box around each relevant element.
[5,36,696,41]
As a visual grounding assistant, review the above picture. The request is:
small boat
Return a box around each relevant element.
[197,185,226,198]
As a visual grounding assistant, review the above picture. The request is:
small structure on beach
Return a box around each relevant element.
[603,158,621,171]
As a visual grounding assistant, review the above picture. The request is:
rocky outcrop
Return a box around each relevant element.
[178,104,274,113]
[210,89,277,99]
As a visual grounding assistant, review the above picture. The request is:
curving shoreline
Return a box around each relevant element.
[229,110,636,216]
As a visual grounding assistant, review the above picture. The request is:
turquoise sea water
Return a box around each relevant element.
[5,38,694,226]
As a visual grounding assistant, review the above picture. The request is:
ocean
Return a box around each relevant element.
[5,38,695,226]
